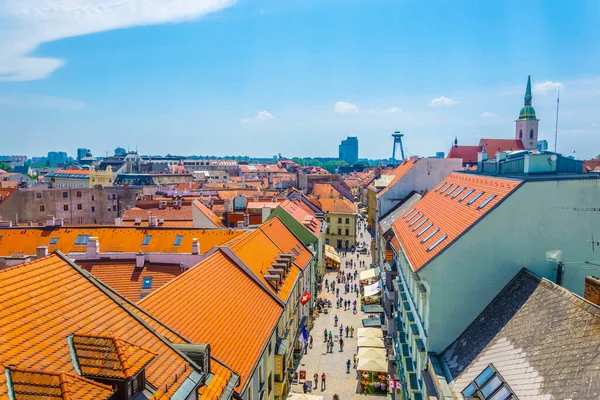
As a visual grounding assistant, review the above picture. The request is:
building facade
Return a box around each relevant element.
[339,136,359,165]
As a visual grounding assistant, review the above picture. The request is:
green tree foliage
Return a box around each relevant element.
[308,159,323,167]
[0,161,13,172]
[323,160,348,173]
[291,157,305,165]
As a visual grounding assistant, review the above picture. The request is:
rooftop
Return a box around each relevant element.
[279,198,322,238]
[192,200,225,228]
[313,196,356,214]
[378,159,418,196]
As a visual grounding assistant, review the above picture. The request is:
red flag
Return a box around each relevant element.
[300,291,312,305]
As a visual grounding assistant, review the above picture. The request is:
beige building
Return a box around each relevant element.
[89,165,114,187]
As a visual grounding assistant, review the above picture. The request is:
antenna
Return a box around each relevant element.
[554,89,560,153]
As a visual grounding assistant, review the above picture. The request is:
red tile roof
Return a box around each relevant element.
[192,200,225,228]
[479,138,524,156]
[54,169,90,175]
[259,217,313,270]
[447,145,481,164]
[279,199,322,238]
[314,197,356,214]
[584,158,600,172]
[140,250,282,390]
[392,172,522,271]
[378,160,418,196]
[122,206,193,222]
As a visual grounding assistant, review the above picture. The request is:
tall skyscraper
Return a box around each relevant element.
[339,136,358,164]
[47,151,68,165]
[77,148,91,162]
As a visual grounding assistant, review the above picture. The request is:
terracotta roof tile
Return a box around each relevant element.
[447,145,481,164]
[0,253,198,399]
[192,200,225,228]
[122,206,193,222]
[392,172,522,271]
[314,197,356,214]
[378,160,417,196]
[279,199,322,238]
[479,138,524,156]
[140,251,282,390]
[52,169,90,175]
[259,217,313,269]
[198,358,234,400]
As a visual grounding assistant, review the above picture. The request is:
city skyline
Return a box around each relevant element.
[1,0,600,159]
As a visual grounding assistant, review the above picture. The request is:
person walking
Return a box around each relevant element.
[309,335,313,349]
[329,338,334,353]
[339,324,343,337]
[334,315,338,327]
[339,337,344,351]
[314,373,319,390]
[346,359,351,373]
[345,325,349,338]
[353,354,357,368]
[321,373,326,390]
[324,328,328,343]
[350,326,354,338]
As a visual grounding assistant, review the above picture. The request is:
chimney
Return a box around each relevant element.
[36,245,48,259]
[148,216,158,227]
[237,221,244,229]
[584,276,600,305]
[496,151,507,162]
[46,215,55,227]
[243,213,249,227]
[192,238,200,255]
[136,252,145,269]
[477,151,488,162]
[410,155,419,163]
[114,217,122,226]
[224,199,231,212]
[86,237,99,257]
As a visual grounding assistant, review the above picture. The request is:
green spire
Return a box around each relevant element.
[518,75,537,120]
[524,75,532,106]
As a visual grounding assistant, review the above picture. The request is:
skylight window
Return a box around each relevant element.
[173,235,183,246]
[409,214,424,227]
[142,235,152,246]
[402,207,416,219]
[417,223,433,237]
[477,194,497,210]
[467,191,484,206]
[462,364,515,400]
[74,235,90,246]
[142,277,153,289]
[440,184,453,194]
[426,235,447,252]
[452,187,466,199]
[49,237,59,245]
[459,189,475,202]
[421,228,439,244]
[406,211,420,223]
[445,185,458,196]
[434,182,447,192]
[412,218,428,232]
[292,248,300,256]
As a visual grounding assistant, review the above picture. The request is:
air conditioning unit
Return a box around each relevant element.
[54,218,64,227]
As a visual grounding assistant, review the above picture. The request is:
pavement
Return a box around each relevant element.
[290,224,385,400]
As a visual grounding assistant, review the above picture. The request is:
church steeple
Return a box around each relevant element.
[518,75,537,120]
[515,75,539,151]
[524,75,532,106]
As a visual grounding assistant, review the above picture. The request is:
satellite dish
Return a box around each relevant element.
[550,155,558,162]
[546,249,562,262]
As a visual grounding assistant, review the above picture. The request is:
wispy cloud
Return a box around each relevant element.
[533,81,564,94]
[334,101,359,114]
[481,111,498,118]
[429,96,459,107]
[241,110,274,124]
[0,93,85,110]
[0,0,237,81]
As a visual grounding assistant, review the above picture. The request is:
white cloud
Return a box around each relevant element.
[429,96,459,107]
[385,106,402,113]
[0,0,237,81]
[334,101,359,114]
[481,111,498,118]
[533,81,564,94]
[241,110,274,124]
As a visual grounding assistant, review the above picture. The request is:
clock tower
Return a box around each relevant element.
[515,75,539,151]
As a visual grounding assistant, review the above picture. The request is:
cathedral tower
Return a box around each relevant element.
[515,75,539,151]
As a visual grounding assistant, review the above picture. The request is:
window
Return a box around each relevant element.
[426,235,447,252]
[36,192,42,199]
[173,235,183,246]
[337,240,342,248]
[142,277,153,289]
[440,184,453,194]
[112,205,117,211]
[409,214,423,227]
[405,210,419,221]
[107,195,111,200]
[529,129,534,139]
[412,217,428,232]
[63,205,69,211]
[91,195,95,201]
[112,194,116,200]
[462,365,514,400]
[434,182,447,192]
[337,218,342,223]
[345,240,349,248]
[519,129,523,139]
[77,204,82,210]
[140,293,148,300]
[78,218,84,224]
[421,228,439,244]
[345,229,349,235]
[345,218,349,224]
[445,185,459,197]
[268,373,272,394]
[91,206,95,212]
[337,228,342,235]
[467,191,484,206]
[325,238,329,245]
[62,192,68,198]
[478,194,497,210]
[459,189,475,202]
[39,205,45,212]
[142,235,152,246]
[452,186,466,199]
[267,341,272,356]
[406,211,420,223]
[326,227,330,234]
[402,207,416,218]
[108,206,112,211]
[292,247,300,256]
[74,235,90,245]
[50,237,59,245]
[76,191,82,198]
[417,222,433,237]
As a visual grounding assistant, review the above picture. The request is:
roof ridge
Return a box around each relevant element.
[6,365,114,391]
[534,271,600,317]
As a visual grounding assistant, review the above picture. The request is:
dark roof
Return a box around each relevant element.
[441,269,600,399]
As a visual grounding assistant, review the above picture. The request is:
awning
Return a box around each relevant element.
[357,347,387,373]
[362,305,384,314]
[357,328,384,339]
[357,336,385,348]
[359,267,381,281]
[324,245,340,264]
[276,338,289,356]
[364,280,382,297]
[287,395,324,400]
[362,317,384,328]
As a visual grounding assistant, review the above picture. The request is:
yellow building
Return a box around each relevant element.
[319,197,358,249]
[89,165,114,187]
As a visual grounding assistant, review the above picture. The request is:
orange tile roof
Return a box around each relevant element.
[122,206,193,221]
[53,169,90,175]
[315,197,356,214]
[0,226,243,256]
[229,223,301,303]
[0,253,199,399]
[7,366,115,400]
[193,200,225,228]
[447,145,481,164]
[199,358,234,400]
[247,201,279,210]
[122,220,194,227]
[390,236,400,253]
[80,260,184,303]
[259,217,313,269]
[479,138,524,156]
[140,250,282,390]
[378,159,418,196]
[312,183,342,198]
[279,199,322,238]
[392,172,522,271]
[72,334,156,379]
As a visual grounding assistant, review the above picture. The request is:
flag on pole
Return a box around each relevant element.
[300,291,312,305]
[299,326,308,348]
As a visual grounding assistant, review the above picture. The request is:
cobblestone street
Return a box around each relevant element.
[290,225,385,400]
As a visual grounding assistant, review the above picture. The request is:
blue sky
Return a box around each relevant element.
[1,0,599,159]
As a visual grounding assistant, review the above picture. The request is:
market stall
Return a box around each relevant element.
[359,267,381,283]
[357,328,384,339]
[361,316,384,328]
[361,279,383,306]
[357,336,385,348]
[362,304,384,314]
[357,348,388,395]
[324,245,341,271]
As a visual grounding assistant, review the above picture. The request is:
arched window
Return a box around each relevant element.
[530,129,534,139]
[519,129,523,139]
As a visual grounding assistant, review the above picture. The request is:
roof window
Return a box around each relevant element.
[459,189,475,202]
[142,277,153,290]
[434,182,447,192]
[50,237,59,245]
[292,248,300,256]
[142,235,152,246]
[452,187,466,199]
[445,185,459,197]
[426,235,447,252]
[417,223,433,237]
[74,235,90,246]
[477,194,497,210]
[406,211,420,223]
[173,235,183,247]
[412,218,428,232]
[461,364,514,400]
[421,228,439,244]
[409,214,423,227]
[467,191,485,206]
[402,208,416,219]
[440,184,453,194]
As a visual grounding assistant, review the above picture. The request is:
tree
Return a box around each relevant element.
[323,160,347,173]
[0,161,13,172]
[308,159,323,167]
[291,157,305,165]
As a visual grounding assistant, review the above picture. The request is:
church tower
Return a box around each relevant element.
[515,75,539,151]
